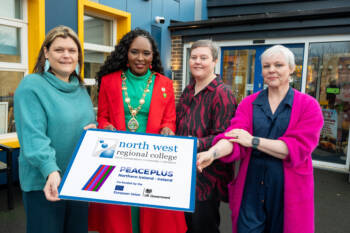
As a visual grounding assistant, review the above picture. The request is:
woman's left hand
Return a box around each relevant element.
[225,128,253,147]
[160,127,175,136]
[84,123,97,130]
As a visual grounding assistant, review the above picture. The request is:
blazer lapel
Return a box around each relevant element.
[146,73,165,133]
[110,71,126,131]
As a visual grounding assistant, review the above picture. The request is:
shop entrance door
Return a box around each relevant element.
[220,44,304,103]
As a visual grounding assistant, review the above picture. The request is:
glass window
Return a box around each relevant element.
[84,15,112,46]
[0,25,21,63]
[289,47,304,91]
[83,14,115,108]
[0,0,27,136]
[183,48,191,87]
[0,71,24,133]
[218,45,303,104]
[0,0,22,19]
[222,49,255,103]
[307,41,350,164]
[84,51,109,107]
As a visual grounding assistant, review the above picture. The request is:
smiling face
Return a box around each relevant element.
[44,36,79,81]
[127,36,153,76]
[262,52,294,89]
[189,47,217,82]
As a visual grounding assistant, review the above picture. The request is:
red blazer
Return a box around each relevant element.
[88,71,186,233]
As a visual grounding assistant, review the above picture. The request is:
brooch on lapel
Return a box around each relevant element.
[161,87,167,98]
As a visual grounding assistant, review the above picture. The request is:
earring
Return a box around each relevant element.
[126,63,130,67]
[44,59,50,72]
[75,64,80,75]
[149,65,152,70]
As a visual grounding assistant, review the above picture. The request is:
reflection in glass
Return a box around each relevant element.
[84,15,112,46]
[0,71,23,134]
[0,25,21,63]
[222,49,255,103]
[84,50,110,107]
[307,41,350,164]
[288,46,304,91]
[0,0,21,19]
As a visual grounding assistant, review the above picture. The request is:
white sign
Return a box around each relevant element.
[58,129,197,212]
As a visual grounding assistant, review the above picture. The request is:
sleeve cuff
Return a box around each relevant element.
[39,161,61,179]
[160,123,176,133]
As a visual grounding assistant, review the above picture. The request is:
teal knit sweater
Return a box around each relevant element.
[14,72,95,192]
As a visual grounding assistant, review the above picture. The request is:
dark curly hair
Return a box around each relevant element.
[97,28,164,88]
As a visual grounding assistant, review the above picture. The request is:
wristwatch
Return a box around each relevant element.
[252,137,260,149]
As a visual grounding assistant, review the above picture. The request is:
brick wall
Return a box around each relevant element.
[171,35,184,103]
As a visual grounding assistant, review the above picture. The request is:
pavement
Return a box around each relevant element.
[1,168,350,233]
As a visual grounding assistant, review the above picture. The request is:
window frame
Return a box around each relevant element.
[78,0,131,77]
[0,0,28,74]
[0,0,28,138]
[83,12,116,86]
[78,0,130,110]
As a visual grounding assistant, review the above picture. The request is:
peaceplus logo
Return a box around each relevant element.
[82,165,115,192]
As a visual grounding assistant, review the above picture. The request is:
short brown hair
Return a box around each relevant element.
[33,25,83,83]
[190,40,218,61]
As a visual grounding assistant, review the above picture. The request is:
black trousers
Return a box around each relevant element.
[185,197,221,233]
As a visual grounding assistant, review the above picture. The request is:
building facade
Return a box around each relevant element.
[169,0,350,172]
[0,0,203,183]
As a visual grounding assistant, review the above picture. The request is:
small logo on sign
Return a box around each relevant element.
[93,138,118,158]
[115,185,124,191]
[82,165,115,192]
[143,188,152,197]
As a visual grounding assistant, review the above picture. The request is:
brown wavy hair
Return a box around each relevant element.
[33,25,83,83]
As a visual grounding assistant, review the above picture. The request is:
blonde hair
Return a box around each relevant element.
[33,25,83,83]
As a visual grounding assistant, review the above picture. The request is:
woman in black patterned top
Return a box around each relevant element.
[176,40,237,233]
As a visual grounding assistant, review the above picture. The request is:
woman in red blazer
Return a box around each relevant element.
[88,29,187,233]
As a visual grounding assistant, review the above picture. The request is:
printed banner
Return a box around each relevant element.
[58,129,197,212]
[321,109,338,140]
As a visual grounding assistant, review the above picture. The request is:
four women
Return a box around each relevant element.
[14,24,323,233]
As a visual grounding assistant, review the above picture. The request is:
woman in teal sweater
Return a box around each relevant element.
[14,26,96,233]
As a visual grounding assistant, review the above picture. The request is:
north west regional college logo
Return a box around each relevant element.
[93,138,119,158]
[82,165,115,192]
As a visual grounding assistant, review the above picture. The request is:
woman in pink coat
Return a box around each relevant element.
[197,45,324,233]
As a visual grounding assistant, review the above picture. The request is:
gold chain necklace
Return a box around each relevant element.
[121,71,154,132]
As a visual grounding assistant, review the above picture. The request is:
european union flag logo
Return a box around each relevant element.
[115,185,124,191]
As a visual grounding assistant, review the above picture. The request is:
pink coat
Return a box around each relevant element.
[213,89,324,233]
